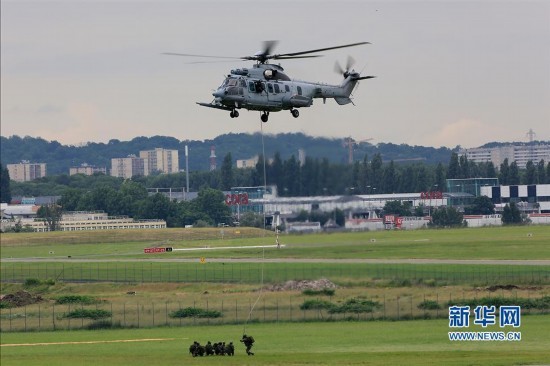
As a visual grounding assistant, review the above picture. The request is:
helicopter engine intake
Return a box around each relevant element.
[283,95,313,108]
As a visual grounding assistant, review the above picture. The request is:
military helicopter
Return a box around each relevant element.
[164,41,375,122]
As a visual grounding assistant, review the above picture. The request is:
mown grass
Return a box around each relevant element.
[2,261,549,285]
[2,226,549,260]
[2,226,550,364]
[1,316,549,365]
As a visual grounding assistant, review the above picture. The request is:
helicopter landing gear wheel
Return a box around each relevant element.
[260,112,269,123]
[291,109,300,118]
[230,110,239,118]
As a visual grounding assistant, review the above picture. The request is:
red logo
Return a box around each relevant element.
[225,193,249,206]
[421,191,443,199]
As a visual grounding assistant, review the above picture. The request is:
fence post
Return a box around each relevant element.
[396,297,400,320]
[276,298,279,323]
[153,303,155,327]
[289,296,292,322]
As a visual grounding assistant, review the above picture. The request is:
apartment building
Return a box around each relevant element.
[460,144,550,169]
[7,161,47,182]
[69,163,107,176]
[139,148,179,174]
[111,155,149,179]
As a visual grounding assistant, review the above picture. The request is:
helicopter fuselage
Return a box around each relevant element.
[199,63,362,122]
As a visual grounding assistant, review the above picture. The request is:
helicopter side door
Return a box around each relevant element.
[245,80,283,111]
[246,80,267,110]
[265,82,287,110]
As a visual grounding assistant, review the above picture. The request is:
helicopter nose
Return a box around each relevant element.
[212,89,225,98]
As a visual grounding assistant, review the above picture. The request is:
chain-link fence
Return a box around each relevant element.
[2,262,549,285]
[2,291,549,332]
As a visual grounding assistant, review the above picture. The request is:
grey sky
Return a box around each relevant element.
[1,0,549,148]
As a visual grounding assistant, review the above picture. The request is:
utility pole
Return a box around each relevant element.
[185,145,190,200]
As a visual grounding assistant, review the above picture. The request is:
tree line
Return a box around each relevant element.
[0,134,454,175]
[5,153,550,200]
[3,151,547,229]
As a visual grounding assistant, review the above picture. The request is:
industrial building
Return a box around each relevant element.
[228,181,550,231]
[481,184,550,213]
[0,207,166,232]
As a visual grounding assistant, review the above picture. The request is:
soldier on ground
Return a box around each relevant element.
[240,334,255,355]
[205,341,214,356]
[189,341,205,357]
[225,341,235,356]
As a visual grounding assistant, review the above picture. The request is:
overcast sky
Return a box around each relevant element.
[2,0,549,148]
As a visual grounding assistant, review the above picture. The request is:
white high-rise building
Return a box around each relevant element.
[111,155,149,179]
[7,161,47,182]
[460,144,550,169]
[139,148,179,174]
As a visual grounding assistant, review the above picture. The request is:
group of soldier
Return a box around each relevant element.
[189,340,235,357]
[188,334,255,357]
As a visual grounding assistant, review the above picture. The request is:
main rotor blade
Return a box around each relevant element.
[272,42,370,58]
[353,76,376,80]
[185,59,245,65]
[274,55,322,60]
[262,40,279,57]
[162,52,242,60]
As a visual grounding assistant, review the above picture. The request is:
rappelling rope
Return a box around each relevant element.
[242,120,269,334]
[243,247,265,334]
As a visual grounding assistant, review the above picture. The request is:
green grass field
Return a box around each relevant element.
[2,225,549,285]
[2,317,549,365]
[2,225,550,365]
[2,226,550,260]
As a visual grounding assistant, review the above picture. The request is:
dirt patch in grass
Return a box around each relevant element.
[0,290,45,307]
[479,284,543,292]
[265,278,337,292]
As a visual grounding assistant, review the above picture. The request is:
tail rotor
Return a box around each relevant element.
[334,56,356,78]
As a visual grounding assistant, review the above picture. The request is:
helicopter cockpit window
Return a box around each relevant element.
[225,78,239,87]
[274,84,280,93]
[240,79,247,88]
[248,81,256,92]
[267,83,274,94]
[297,86,303,95]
